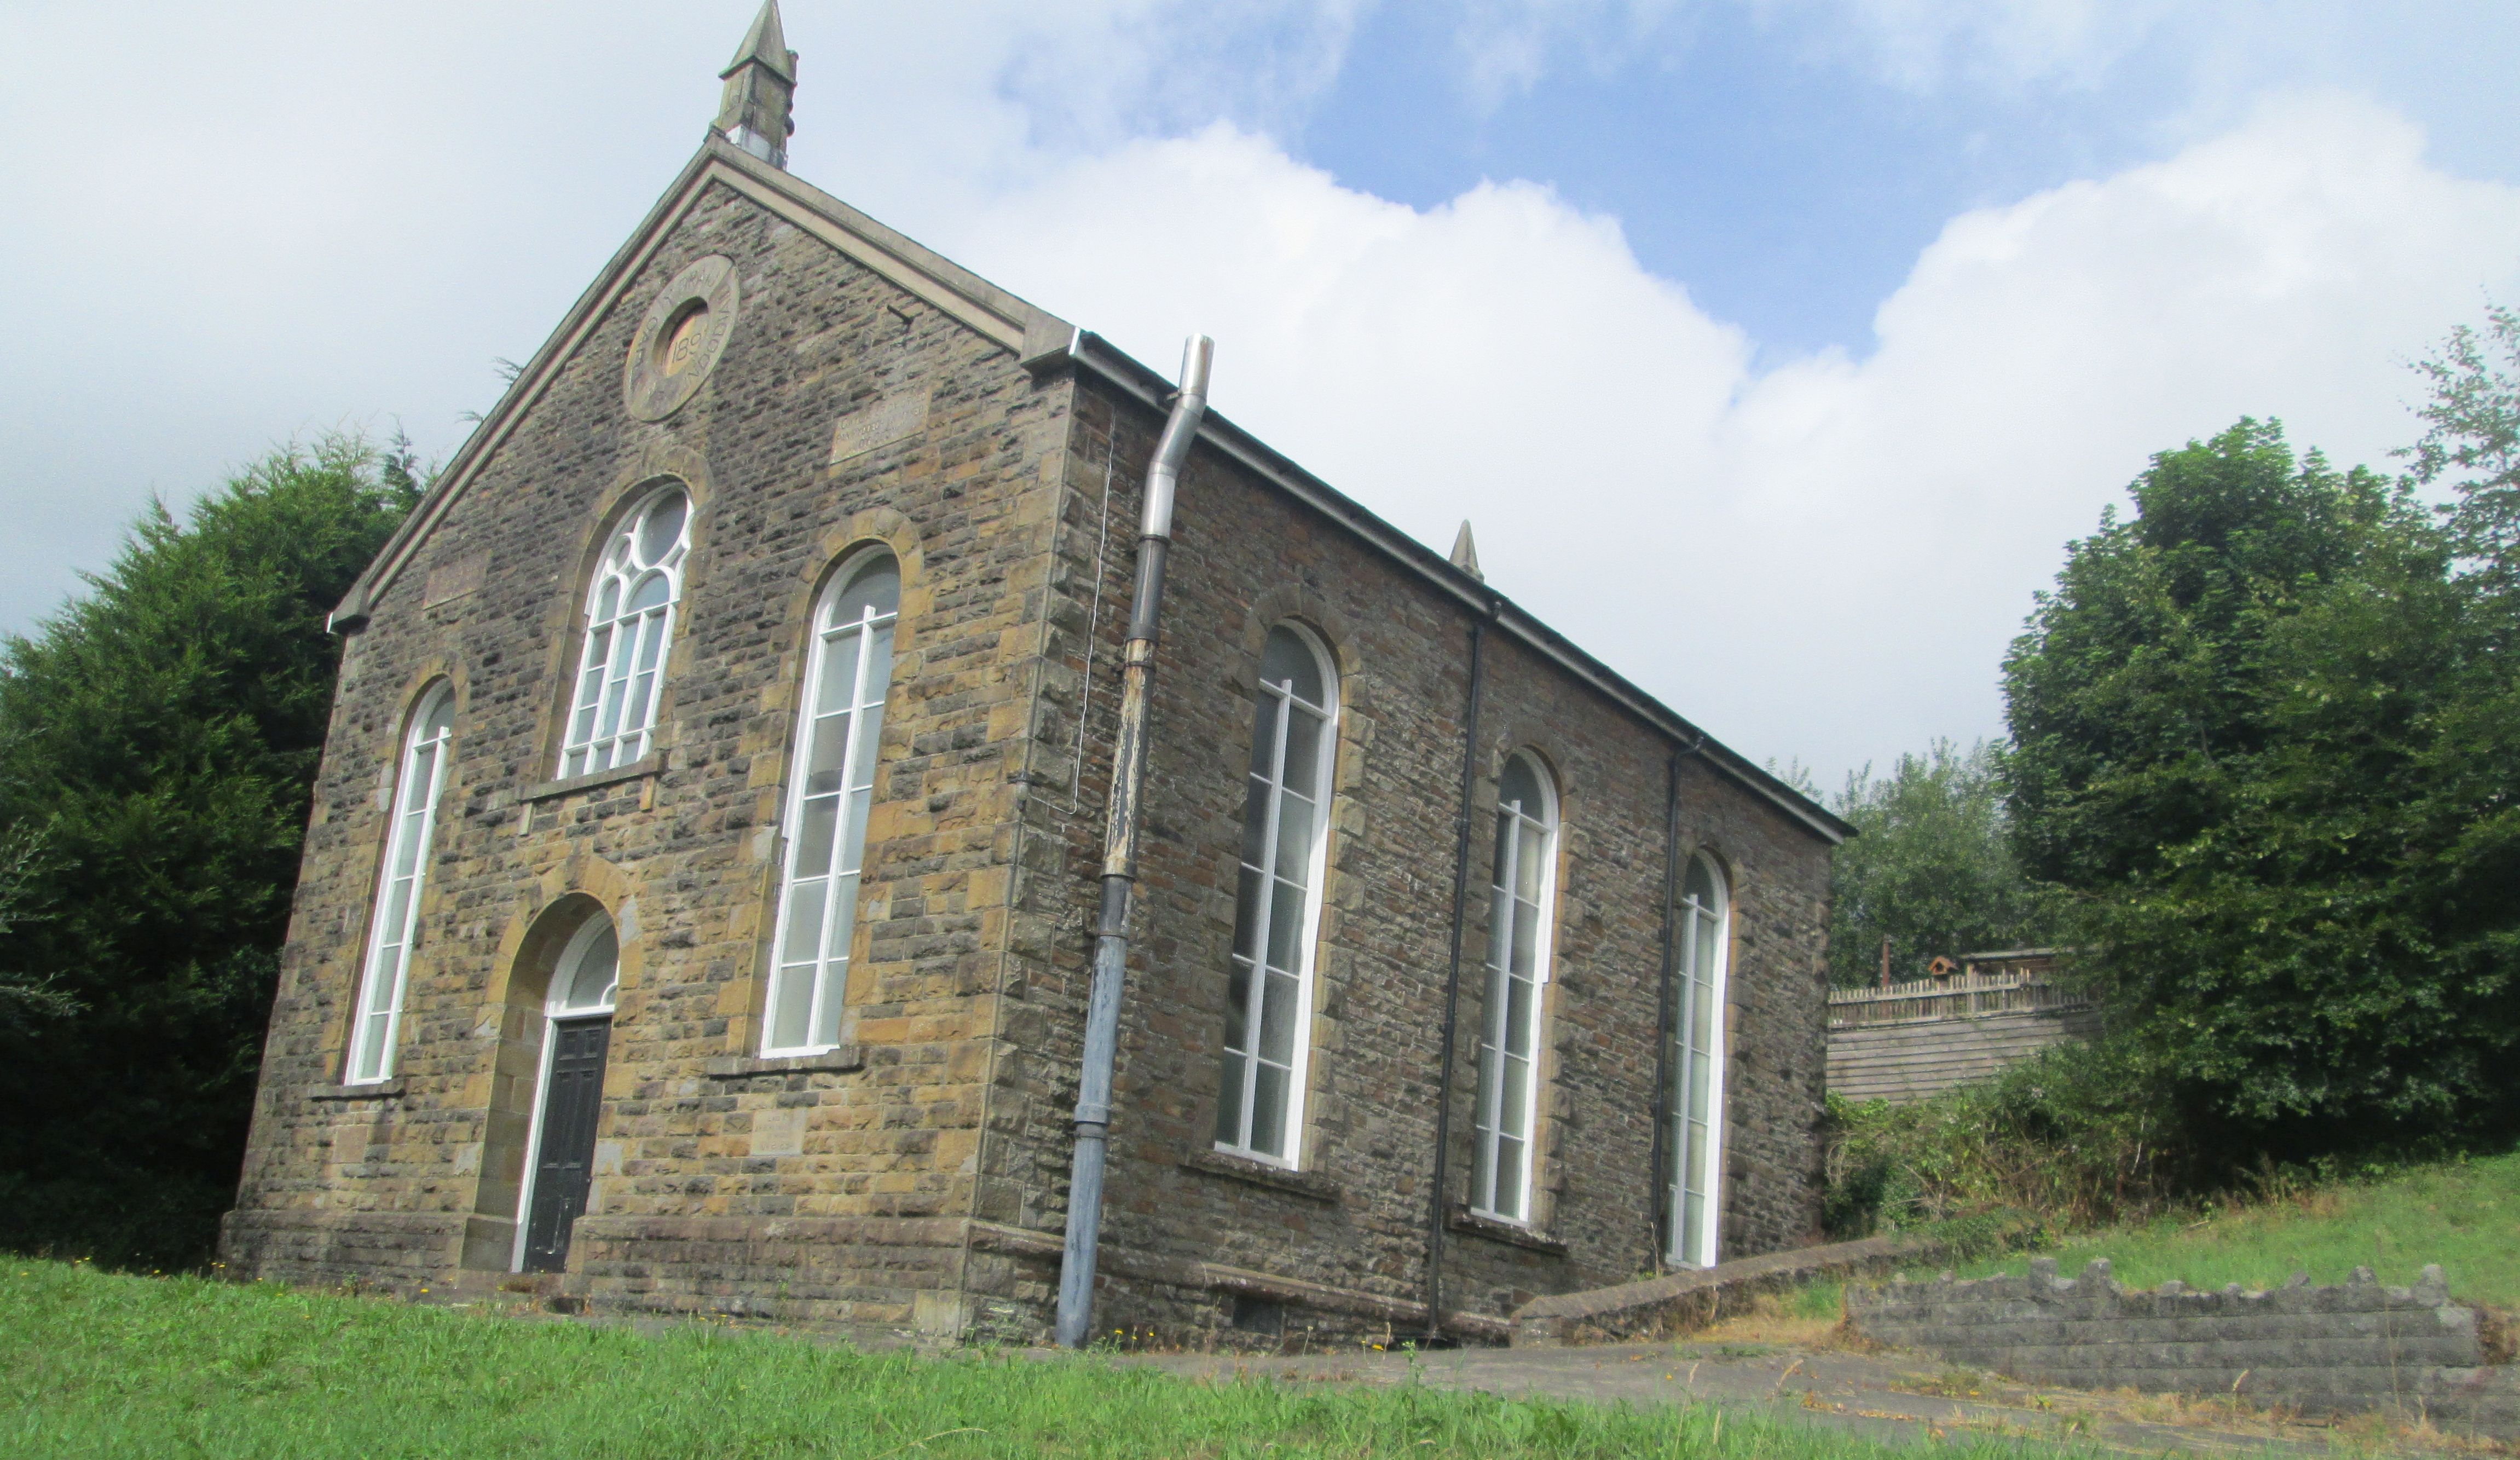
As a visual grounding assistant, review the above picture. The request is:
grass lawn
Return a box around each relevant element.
[1785,1149,2512,1318]
[1938,1149,2520,1305]
[1,1259,2062,1459]
[1756,1150,2520,1330]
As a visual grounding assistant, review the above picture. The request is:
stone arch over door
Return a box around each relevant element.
[459,856,643,1271]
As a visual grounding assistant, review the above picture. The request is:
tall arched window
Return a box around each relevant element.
[559,486,691,777]
[1472,753,1558,1222]
[1214,625,1338,1165]
[763,550,900,1055]
[1667,854,1730,1267]
[347,684,455,1083]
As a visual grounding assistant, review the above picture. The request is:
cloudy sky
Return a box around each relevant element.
[5,2,2518,783]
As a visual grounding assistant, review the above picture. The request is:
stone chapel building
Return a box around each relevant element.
[221,3,1849,1343]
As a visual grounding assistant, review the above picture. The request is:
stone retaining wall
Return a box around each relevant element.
[1848,1258,2520,1439]
[1513,1233,1945,1347]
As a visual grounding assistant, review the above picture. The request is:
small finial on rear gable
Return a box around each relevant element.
[716,1,797,168]
[1449,520,1484,582]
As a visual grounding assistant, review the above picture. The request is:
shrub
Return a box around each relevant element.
[0,436,412,1270]
[1823,1037,2186,1239]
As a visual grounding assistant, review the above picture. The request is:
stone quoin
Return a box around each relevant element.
[219,1,1849,1344]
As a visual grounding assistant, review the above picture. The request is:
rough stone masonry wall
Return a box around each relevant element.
[962,368,1835,1345]
[1849,1259,2520,1438]
[218,157,1838,1344]
[223,177,1072,1332]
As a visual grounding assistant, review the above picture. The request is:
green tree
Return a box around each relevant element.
[0,437,412,1268]
[2409,302,2520,593]
[1824,739,2041,987]
[2003,417,2515,1153]
[2400,303,2520,1137]
[0,822,66,1027]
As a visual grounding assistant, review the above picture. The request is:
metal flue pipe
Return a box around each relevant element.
[1055,333,1213,1349]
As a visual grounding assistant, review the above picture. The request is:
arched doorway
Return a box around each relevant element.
[515,913,619,1273]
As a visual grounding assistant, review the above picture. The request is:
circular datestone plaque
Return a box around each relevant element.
[623,255,741,422]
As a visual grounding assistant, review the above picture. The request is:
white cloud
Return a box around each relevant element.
[2,3,2515,782]
[0,0,1362,633]
[927,93,2520,776]
[1421,0,2170,109]
[1760,0,2171,93]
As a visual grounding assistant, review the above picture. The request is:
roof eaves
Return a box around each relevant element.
[1055,331,1853,846]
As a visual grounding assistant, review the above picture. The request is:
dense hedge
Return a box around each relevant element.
[0,438,411,1269]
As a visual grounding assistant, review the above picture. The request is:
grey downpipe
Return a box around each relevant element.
[1056,334,1214,1349]
[1645,750,1683,1263]
[1421,601,1495,1343]
[1645,732,1706,1264]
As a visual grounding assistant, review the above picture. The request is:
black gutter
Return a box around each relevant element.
[1048,332,1852,847]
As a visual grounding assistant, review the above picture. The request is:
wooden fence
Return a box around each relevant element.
[1827,968,2089,1028]
[1825,969,2095,1105]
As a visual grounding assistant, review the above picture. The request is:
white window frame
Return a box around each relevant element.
[345,684,455,1084]
[1667,853,1731,1268]
[558,486,691,778]
[1213,624,1338,1169]
[1471,752,1559,1224]
[760,551,899,1057]
[510,913,620,1273]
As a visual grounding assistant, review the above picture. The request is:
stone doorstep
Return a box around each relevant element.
[1511,1233,1947,1348]
[418,1267,578,1314]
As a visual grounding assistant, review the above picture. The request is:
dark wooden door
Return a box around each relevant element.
[522,1015,611,1273]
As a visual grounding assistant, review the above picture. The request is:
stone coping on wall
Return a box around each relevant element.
[1512,1232,1946,1347]
[1848,1257,2520,1439]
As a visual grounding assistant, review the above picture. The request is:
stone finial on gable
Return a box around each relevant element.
[1449,520,1484,582]
[717,0,798,168]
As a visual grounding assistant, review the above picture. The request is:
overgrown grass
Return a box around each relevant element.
[1,1260,2071,1459]
[1823,1032,2520,1314]
[1825,1041,2182,1238]
[1929,1149,2520,1306]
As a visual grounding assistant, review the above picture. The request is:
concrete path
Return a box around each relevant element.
[1138,1337,2477,1456]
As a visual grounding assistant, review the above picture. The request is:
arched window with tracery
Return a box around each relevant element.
[559,486,691,777]
[762,550,900,1055]
[1472,752,1558,1222]
[348,684,455,1083]
[1667,853,1730,1267]
[1213,624,1338,1165]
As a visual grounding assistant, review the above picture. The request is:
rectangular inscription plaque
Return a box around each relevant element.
[424,550,490,608]
[829,390,930,464]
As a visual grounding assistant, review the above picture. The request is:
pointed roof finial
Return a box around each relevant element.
[1449,520,1484,582]
[716,1,797,168]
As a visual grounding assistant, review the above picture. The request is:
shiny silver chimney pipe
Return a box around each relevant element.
[1056,334,1213,1349]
